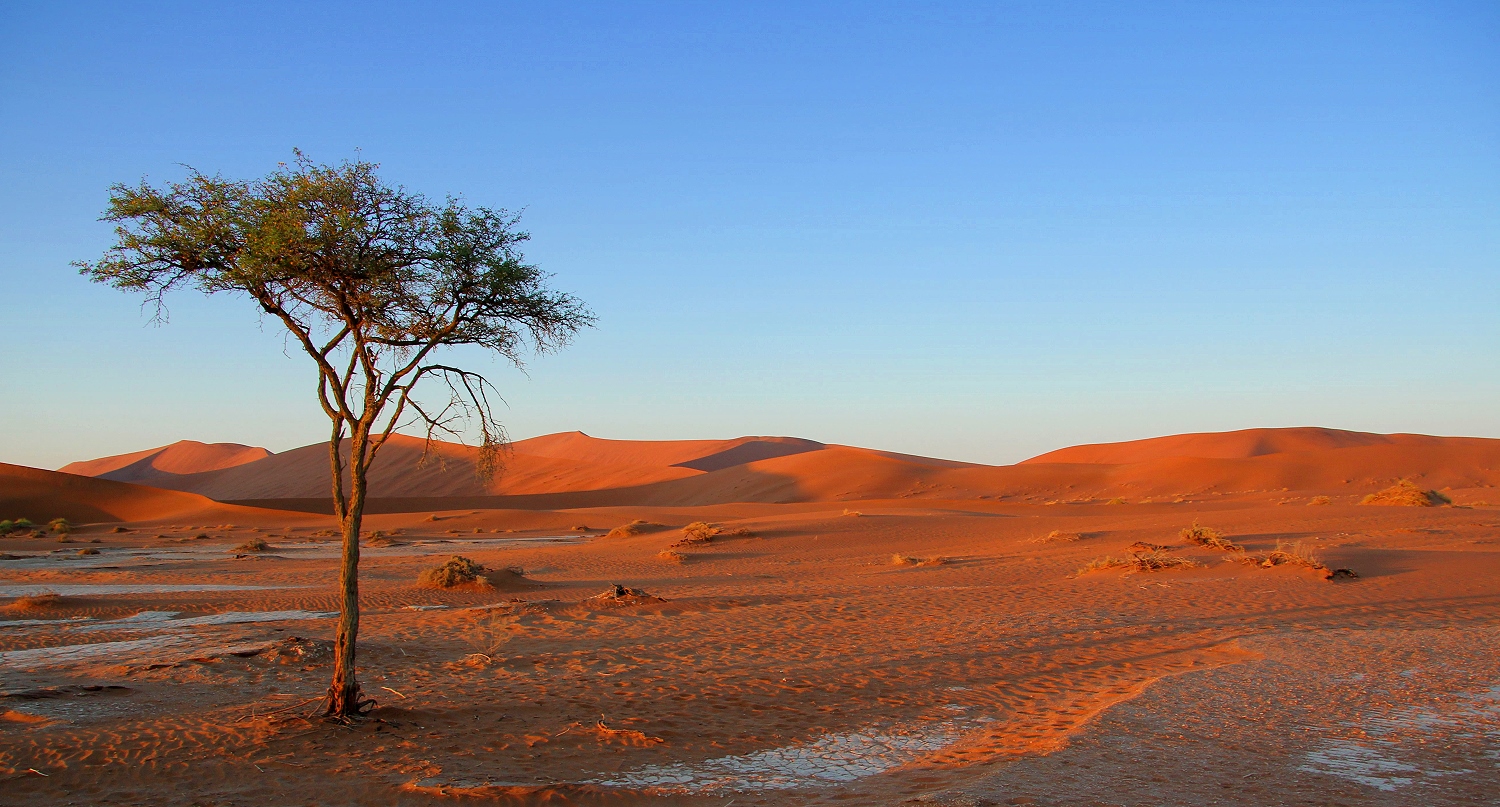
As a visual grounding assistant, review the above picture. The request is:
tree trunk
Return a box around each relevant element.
[325,430,369,717]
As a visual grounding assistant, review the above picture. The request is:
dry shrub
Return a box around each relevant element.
[1105,497,1127,505]
[76,548,100,556]
[1029,530,1081,544]
[842,509,863,517]
[48,518,71,534]
[676,522,720,545]
[1360,479,1451,507]
[891,554,947,567]
[1308,496,1332,506]
[587,584,664,606]
[461,610,522,661]
[1179,522,1242,552]
[418,556,489,588]
[1242,540,1326,571]
[606,520,663,539]
[233,536,270,553]
[657,549,687,563]
[110,526,129,533]
[1079,550,1197,576]
[2,593,63,614]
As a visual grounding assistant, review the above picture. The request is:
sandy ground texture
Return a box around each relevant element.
[1,499,1497,806]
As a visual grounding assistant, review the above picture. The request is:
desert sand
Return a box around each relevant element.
[2,427,1498,805]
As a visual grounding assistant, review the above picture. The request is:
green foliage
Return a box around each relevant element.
[49,518,72,534]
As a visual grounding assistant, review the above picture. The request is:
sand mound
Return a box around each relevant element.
[0,462,296,524]
[1023,427,1425,464]
[61,440,271,482]
[1360,479,1452,507]
[418,556,491,588]
[586,584,665,606]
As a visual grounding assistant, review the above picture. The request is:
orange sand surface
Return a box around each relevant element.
[3,428,1498,805]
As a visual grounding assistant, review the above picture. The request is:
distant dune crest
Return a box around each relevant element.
[15,426,1499,519]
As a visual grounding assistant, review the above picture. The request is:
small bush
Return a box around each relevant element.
[419,555,489,588]
[571,524,592,532]
[234,536,271,553]
[1105,497,1127,505]
[1079,550,1197,575]
[15,518,32,528]
[891,554,947,567]
[76,548,100,556]
[606,520,662,539]
[2,592,62,613]
[48,518,72,534]
[842,509,863,517]
[0,520,12,535]
[1029,530,1081,544]
[1361,479,1451,507]
[657,549,687,563]
[1243,540,1326,571]
[1308,496,1332,506]
[1180,522,1242,552]
[110,526,129,533]
[676,522,720,545]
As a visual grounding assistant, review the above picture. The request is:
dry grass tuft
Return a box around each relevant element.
[1105,497,1127,505]
[657,549,687,563]
[1242,540,1326,571]
[418,556,489,588]
[1308,495,1332,506]
[1179,522,1242,552]
[1360,479,1451,507]
[842,509,863,517]
[606,520,663,539]
[1029,530,1082,544]
[1079,549,1197,575]
[891,554,947,567]
[233,536,271,553]
[2,592,64,614]
[48,518,71,534]
[675,522,720,545]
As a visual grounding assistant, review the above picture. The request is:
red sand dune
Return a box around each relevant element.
[51,427,1500,512]
[1021,426,1447,464]
[0,462,303,524]
[59,440,271,486]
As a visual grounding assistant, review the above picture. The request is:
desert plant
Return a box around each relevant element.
[606,520,662,539]
[842,509,863,517]
[1243,540,1327,571]
[1079,550,1197,575]
[76,548,100,556]
[1179,522,1242,552]
[0,520,12,535]
[234,536,271,553]
[461,610,522,660]
[677,522,720,545]
[1308,496,1332,506]
[2,592,62,613]
[15,518,32,528]
[81,154,592,716]
[1361,479,1451,507]
[48,518,72,534]
[891,554,947,567]
[419,555,489,588]
[1030,530,1081,544]
[657,549,687,563]
[1105,497,1127,505]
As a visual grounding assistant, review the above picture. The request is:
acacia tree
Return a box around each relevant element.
[78,154,593,717]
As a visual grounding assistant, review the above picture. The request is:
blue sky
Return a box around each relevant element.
[2,1,1497,469]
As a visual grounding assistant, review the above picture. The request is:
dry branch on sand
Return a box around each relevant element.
[1078,549,1197,576]
[587,584,665,606]
[1360,479,1452,507]
[418,556,490,588]
[1179,522,1242,552]
[1030,530,1082,544]
[891,554,947,567]
[606,520,664,539]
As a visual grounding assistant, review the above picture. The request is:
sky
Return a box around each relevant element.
[1,1,1497,469]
